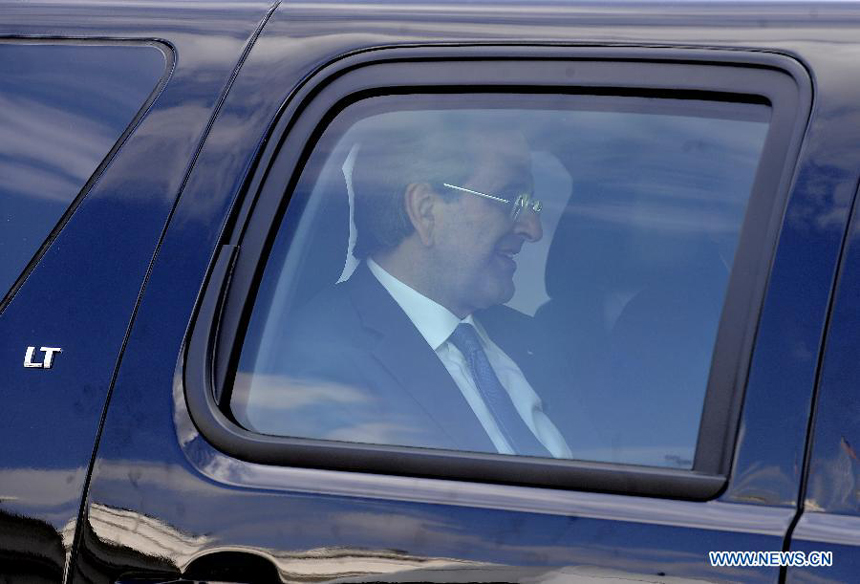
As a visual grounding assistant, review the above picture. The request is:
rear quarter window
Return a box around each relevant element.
[0,42,167,302]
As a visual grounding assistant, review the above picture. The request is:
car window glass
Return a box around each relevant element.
[0,43,165,301]
[231,94,770,469]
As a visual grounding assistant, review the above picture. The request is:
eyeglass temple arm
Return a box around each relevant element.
[442,183,510,204]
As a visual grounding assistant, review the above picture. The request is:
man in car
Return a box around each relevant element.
[278,124,572,458]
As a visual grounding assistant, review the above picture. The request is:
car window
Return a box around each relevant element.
[229,93,770,469]
[0,43,165,302]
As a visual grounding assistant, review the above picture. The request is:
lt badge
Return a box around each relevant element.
[24,346,63,369]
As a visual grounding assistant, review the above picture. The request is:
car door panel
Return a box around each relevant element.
[63,3,860,583]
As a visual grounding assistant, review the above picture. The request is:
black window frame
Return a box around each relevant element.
[183,46,811,500]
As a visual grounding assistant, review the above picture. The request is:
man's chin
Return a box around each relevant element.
[474,279,515,311]
[498,283,515,306]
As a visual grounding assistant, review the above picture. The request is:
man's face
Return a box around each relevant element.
[429,133,542,317]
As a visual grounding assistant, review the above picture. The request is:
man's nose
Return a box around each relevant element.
[514,208,543,242]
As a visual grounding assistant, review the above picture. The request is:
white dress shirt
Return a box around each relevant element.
[367,259,571,458]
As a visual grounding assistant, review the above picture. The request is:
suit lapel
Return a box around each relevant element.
[347,264,496,453]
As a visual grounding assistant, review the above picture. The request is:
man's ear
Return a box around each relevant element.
[404,182,437,247]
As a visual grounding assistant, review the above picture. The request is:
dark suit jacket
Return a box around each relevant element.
[264,262,557,454]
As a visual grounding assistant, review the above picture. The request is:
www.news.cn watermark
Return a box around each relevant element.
[709,551,833,568]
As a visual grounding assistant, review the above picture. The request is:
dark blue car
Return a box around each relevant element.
[2,1,859,582]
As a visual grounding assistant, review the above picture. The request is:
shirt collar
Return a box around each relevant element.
[367,258,476,350]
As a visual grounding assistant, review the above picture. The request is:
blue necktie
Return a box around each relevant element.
[449,323,550,457]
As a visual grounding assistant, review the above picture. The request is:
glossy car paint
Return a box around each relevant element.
[0,42,167,300]
[787,183,860,582]
[2,1,859,582]
[0,40,169,582]
[0,0,273,579]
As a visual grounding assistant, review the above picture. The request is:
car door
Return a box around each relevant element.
[71,3,860,583]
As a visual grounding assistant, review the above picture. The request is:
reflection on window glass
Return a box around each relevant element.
[232,94,770,469]
[0,43,165,299]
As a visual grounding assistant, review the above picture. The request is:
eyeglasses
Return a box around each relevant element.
[442,183,542,222]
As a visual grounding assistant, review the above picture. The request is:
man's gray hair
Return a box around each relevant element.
[351,128,483,259]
